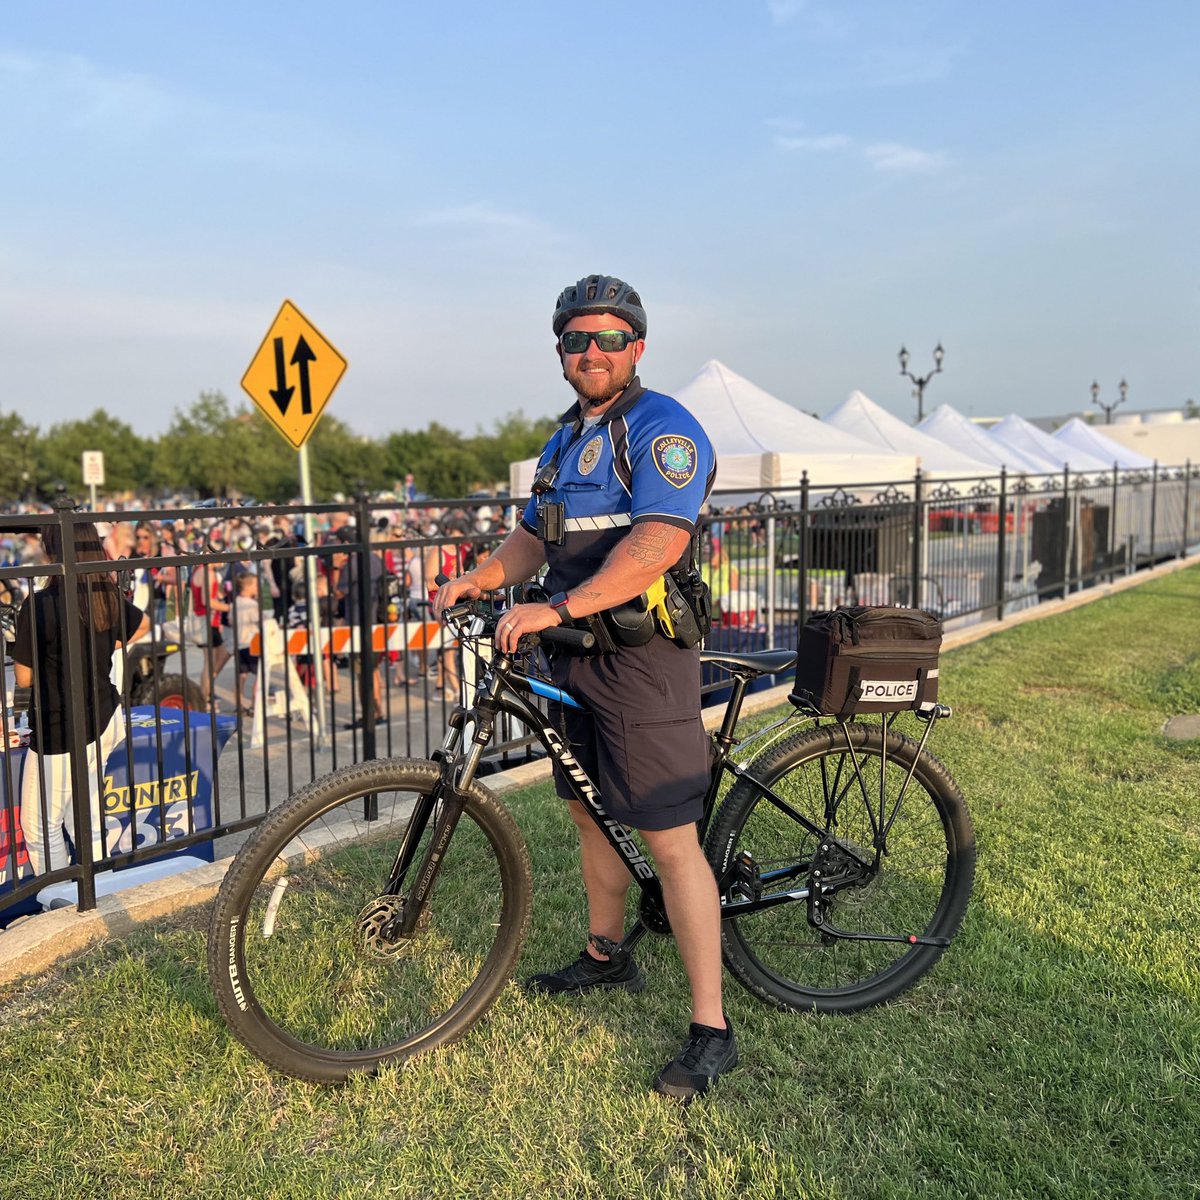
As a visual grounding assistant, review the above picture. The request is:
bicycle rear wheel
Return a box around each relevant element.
[707,722,974,1014]
[207,757,532,1083]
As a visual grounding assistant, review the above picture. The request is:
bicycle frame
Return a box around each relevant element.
[380,611,952,950]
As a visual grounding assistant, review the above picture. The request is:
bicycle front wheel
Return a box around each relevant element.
[707,722,974,1014]
[207,758,532,1083]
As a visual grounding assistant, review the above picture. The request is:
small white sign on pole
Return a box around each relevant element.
[82,451,106,485]
[82,450,105,511]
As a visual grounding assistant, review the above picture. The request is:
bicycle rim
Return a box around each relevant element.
[208,758,531,1082]
[709,723,974,1013]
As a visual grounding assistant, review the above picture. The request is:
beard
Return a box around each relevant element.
[565,356,637,408]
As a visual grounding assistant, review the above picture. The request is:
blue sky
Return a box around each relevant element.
[2,1,1197,439]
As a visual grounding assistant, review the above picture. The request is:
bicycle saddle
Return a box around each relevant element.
[698,648,797,677]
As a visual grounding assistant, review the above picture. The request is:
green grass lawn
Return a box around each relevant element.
[2,567,1199,1200]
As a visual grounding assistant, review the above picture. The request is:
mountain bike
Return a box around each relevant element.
[207,592,975,1082]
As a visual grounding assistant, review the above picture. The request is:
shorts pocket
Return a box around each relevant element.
[621,707,708,820]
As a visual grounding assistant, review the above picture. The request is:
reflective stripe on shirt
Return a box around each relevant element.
[563,514,632,532]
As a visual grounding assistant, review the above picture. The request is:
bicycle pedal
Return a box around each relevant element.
[730,850,762,901]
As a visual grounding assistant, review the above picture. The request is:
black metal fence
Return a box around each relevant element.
[2,461,1197,924]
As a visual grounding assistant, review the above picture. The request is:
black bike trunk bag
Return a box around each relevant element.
[790,605,943,717]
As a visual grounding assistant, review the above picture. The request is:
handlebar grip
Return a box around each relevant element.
[435,572,451,587]
[540,625,596,652]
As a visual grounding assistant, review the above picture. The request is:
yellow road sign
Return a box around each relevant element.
[242,300,348,449]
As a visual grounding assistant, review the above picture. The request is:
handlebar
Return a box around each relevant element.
[537,626,596,652]
[435,573,596,653]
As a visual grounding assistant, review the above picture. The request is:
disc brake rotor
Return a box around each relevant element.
[356,895,430,960]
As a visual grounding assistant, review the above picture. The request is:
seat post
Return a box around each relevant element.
[716,674,751,745]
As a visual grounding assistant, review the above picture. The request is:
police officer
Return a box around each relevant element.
[433,274,735,1102]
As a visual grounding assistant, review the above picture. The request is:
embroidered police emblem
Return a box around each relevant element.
[578,435,603,477]
[653,435,698,488]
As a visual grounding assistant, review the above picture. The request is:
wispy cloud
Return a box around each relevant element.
[774,133,850,153]
[0,49,180,136]
[864,142,948,173]
[773,122,948,174]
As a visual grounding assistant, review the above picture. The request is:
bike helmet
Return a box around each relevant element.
[552,275,647,337]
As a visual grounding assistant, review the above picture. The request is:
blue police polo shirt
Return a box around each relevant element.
[520,378,717,592]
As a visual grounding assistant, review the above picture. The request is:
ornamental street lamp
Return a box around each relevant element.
[898,342,945,423]
[1090,378,1128,425]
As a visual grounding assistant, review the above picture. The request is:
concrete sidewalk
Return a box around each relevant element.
[3,551,1196,988]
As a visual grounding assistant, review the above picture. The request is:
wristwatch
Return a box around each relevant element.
[548,591,572,620]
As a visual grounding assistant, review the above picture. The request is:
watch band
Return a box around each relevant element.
[549,591,572,619]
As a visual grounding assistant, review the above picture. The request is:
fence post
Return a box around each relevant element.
[1149,461,1159,565]
[354,490,377,763]
[995,468,1007,622]
[798,472,810,634]
[1181,461,1191,559]
[910,471,924,610]
[53,497,100,911]
[1059,468,1071,596]
[1109,465,1119,578]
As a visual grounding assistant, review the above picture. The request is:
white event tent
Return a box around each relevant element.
[825,390,994,479]
[1051,417,1156,470]
[918,404,1058,475]
[673,362,916,491]
[989,414,1112,474]
[508,359,915,498]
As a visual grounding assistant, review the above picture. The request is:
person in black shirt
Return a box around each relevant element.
[13,521,149,874]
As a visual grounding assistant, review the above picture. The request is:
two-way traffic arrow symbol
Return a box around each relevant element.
[270,337,293,413]
[269,335,318,415]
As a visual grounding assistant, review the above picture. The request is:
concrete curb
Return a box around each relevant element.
[4,551,1197,988]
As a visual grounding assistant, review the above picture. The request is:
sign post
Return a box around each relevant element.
[81,450,105,511]
[242,300,349,750]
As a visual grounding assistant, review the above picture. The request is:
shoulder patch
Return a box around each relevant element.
[652,435,699,488]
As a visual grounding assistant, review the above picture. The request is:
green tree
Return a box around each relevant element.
[0,413,41,503]
[382,424,479,498]
[39,409,154,499]
[307,416,389,500]
[156,391,294,500]
[466,411,558,490]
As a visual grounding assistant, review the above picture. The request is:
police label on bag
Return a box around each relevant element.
[859,679,919,703]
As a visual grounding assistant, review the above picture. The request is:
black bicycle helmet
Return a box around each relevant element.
[552,274,647,337]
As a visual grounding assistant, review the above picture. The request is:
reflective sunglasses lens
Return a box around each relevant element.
[594,331,631,351]
[560,330,634,353]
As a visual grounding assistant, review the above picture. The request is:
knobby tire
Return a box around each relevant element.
[706,722,975,1013]
[207,757,532,1083]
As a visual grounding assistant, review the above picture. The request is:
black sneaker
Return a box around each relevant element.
[653,1020,738,1103]
[523,949,646,995]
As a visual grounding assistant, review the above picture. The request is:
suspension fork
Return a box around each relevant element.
[387,666,507,936]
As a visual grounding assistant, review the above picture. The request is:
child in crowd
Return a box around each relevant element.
[231,571,261,715]
[287,572,338,693]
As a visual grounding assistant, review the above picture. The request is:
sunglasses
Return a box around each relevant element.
[559,329,640,354]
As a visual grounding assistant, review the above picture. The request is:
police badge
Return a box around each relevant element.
[578,435,604,476]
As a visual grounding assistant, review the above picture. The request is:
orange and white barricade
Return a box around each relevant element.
[246,618,312,748]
